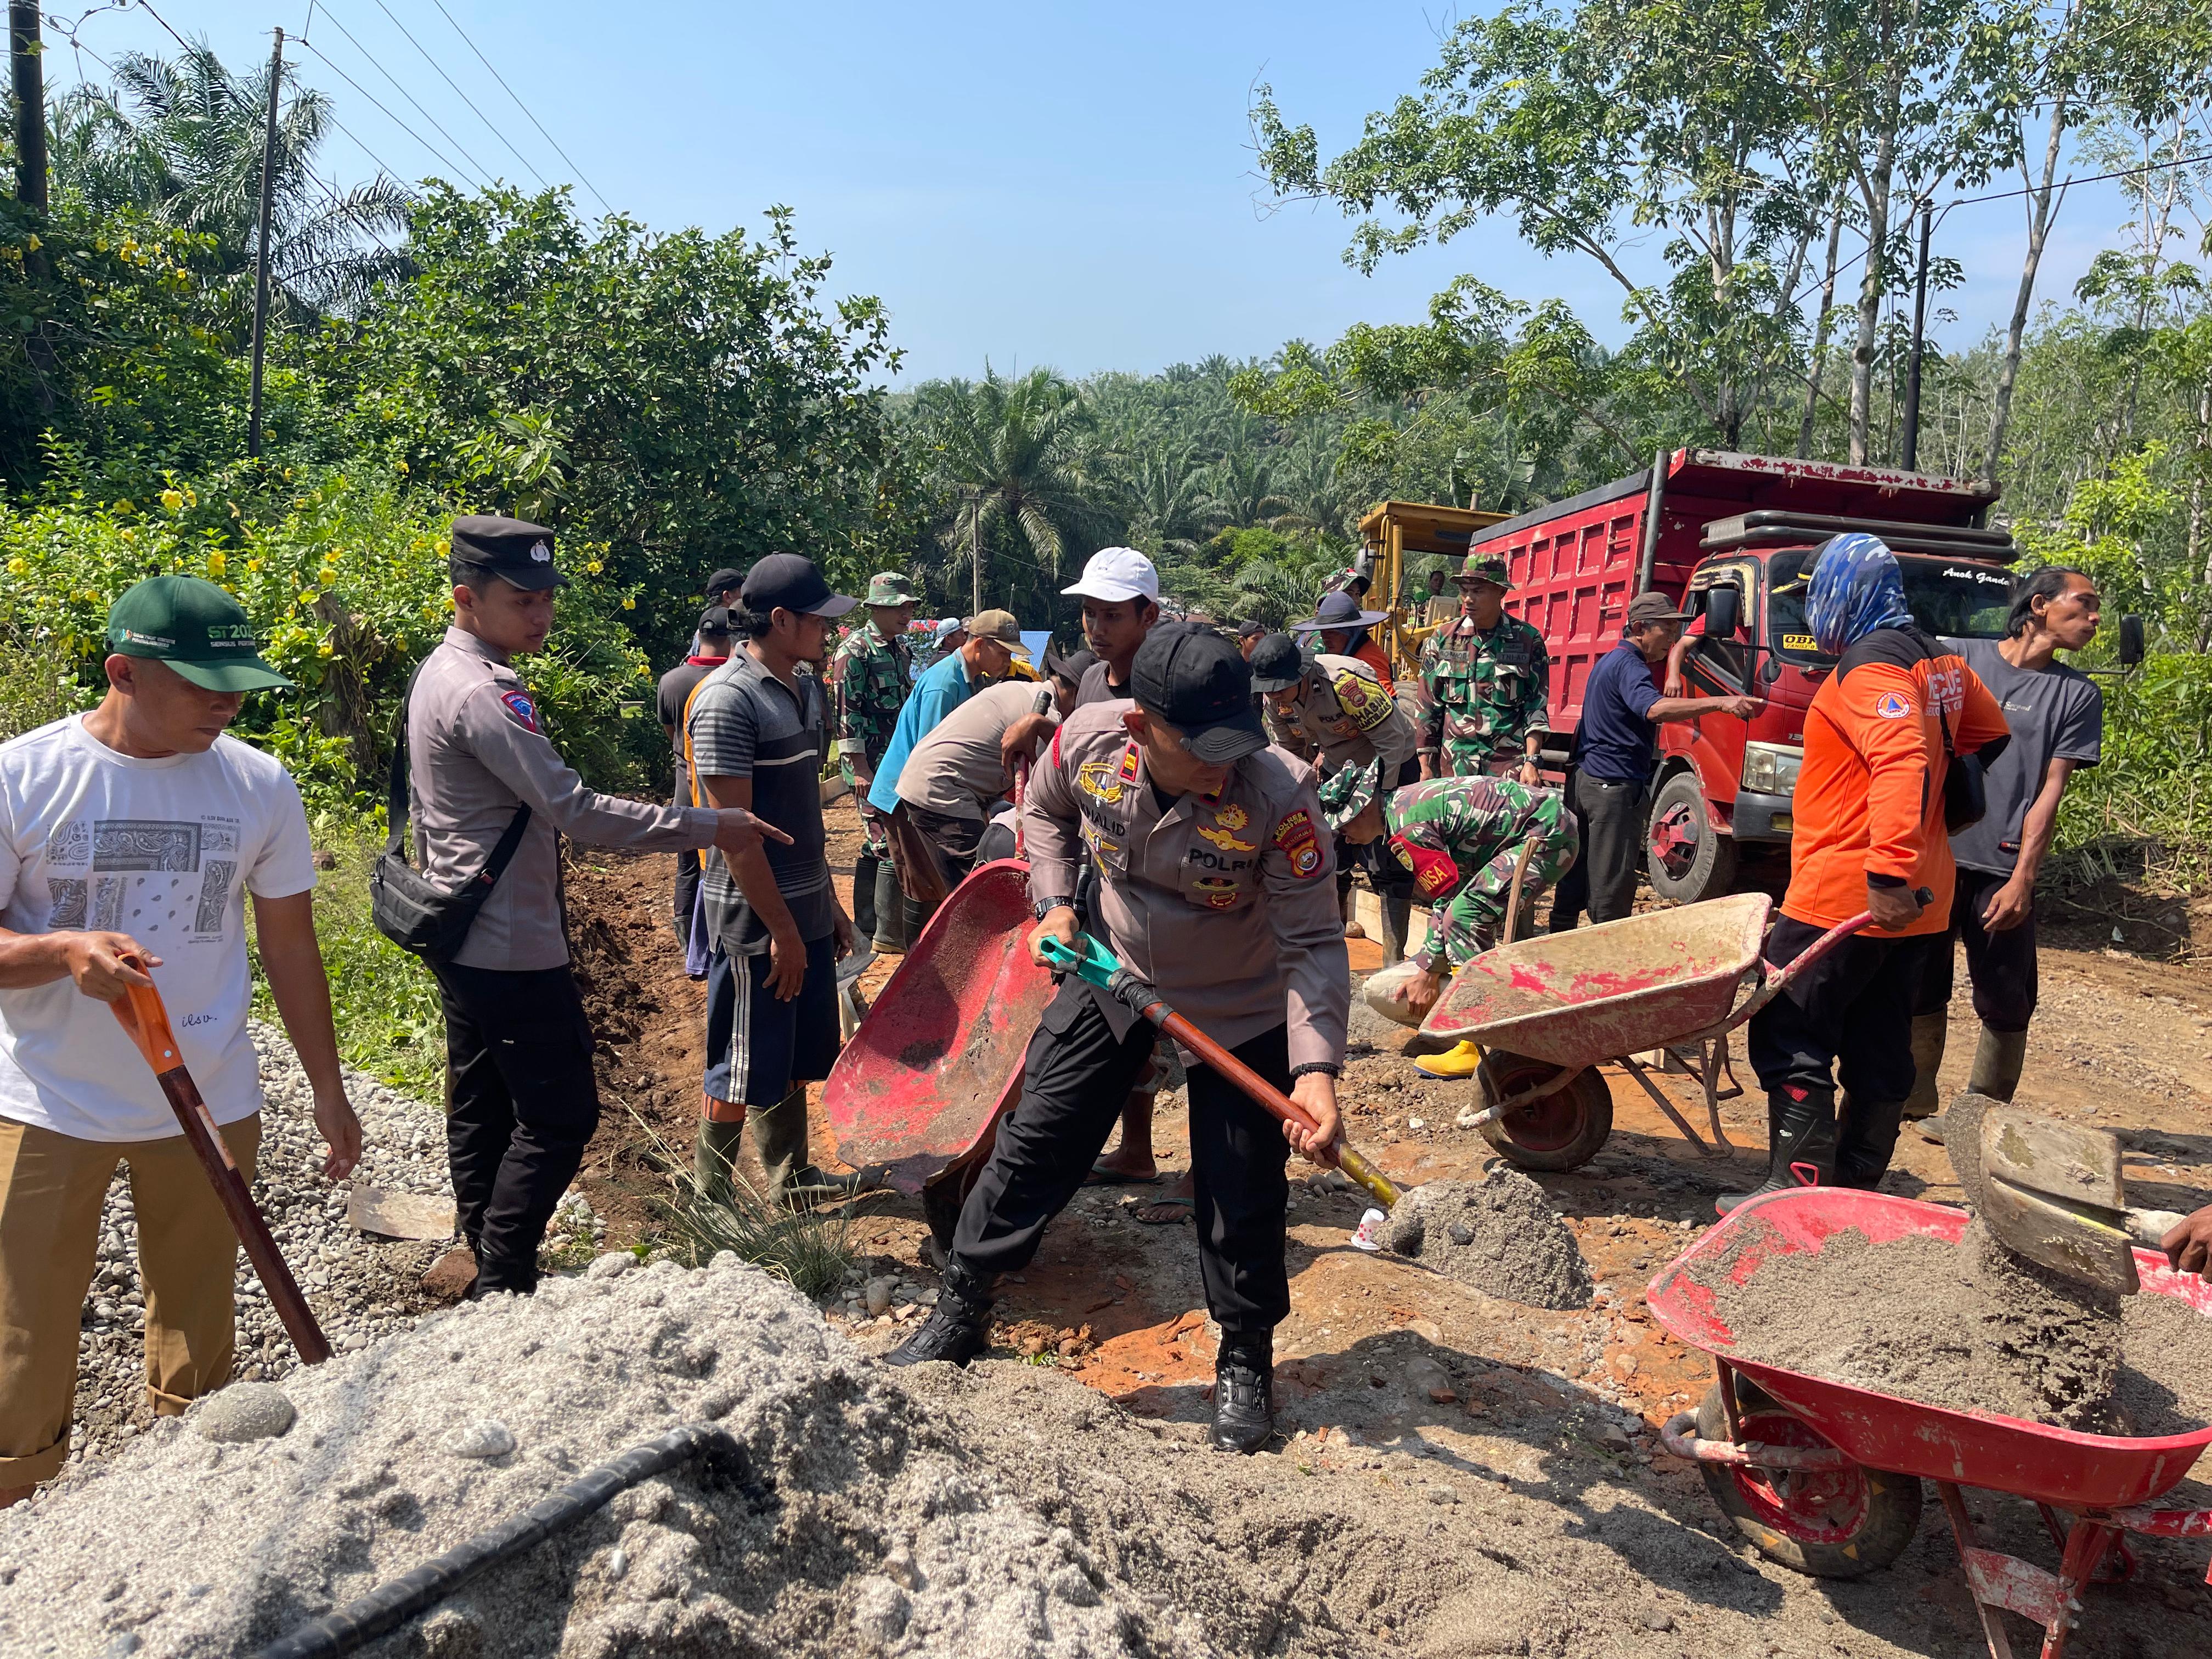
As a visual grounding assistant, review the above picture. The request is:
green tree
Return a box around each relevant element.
[333,185,902,651]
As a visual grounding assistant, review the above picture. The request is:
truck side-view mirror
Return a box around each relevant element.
[2119,613,2145,668]
[1703,585,1741,640]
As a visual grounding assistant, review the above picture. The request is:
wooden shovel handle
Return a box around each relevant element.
[109,964,331,1365]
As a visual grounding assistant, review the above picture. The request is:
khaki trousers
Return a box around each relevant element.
[0,1113,260,1487]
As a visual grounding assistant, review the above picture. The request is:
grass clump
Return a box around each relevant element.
[631,1107,857,1298]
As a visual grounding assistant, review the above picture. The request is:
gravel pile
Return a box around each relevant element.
[1380,1163,1595,1309]
[64,1027,601,1468]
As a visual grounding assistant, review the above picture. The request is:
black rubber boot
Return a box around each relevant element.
[885,1260,994,1368]
[1379,889,1414,967]
[853,849,879,944]
[1968,1025,2028,1103]
[1210,1330,1276,1454]
[872,861,908,953]
[1716,1092,1839,1215]
[1835,1096,1906,1189]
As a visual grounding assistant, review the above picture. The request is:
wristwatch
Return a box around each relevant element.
[1032,895,1075,920]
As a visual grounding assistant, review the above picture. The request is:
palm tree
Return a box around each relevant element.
[1121,443,1220,559]
[1207,444,1293,529]
[51,40,410,316]
[910,367,1116,615]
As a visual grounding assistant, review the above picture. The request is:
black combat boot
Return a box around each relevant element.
[885,1259,994,1368]
[1716,1092,1838,1215]
[1210,1330,1276,1454]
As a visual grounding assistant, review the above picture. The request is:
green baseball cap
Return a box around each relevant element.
[865,572,918,607]
[1457,553,1513,590]
[104,575,292,692]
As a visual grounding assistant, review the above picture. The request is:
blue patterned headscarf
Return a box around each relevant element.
[1804,533,1915,655]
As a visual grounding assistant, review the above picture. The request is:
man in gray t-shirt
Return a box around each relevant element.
[1910,568,2104,1116]
[893,666,1076,909]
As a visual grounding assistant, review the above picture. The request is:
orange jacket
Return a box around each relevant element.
[1782,631,2010,937]
[1352,636,1397,696]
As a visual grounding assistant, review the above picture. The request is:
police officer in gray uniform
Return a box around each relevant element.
[408,517,785,1295]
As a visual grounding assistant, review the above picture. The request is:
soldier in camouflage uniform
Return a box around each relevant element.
[1418,554,1551,784]
[828,572,918,949]
[1319,758,1578,1078]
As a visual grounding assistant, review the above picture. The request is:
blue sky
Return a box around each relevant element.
[59,2,2155,386]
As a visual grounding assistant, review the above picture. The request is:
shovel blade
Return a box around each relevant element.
[1980,1175,2141,1296]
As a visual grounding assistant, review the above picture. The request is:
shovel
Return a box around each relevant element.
[1037,931,1402,1210]
[1960,1099,2189,1297]
[109,969,332,1364]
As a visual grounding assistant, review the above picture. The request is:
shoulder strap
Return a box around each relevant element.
[1912,630,1957,759]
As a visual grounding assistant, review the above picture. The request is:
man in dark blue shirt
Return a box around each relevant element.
[1556,592,1758,925]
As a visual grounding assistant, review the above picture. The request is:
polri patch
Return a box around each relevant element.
[499,689,541,732]
[1273,808,1324,879]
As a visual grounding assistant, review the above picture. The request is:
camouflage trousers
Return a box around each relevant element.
[1455,808,1578,949]
[854,795,891,856]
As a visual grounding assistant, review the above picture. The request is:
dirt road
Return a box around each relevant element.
[561,825,2212,1657]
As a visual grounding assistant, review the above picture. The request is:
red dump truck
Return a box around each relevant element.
[1464,449,2022,904]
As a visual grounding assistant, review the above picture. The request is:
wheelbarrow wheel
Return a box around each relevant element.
[1694,1384,1921,1578]
[1475,1052,1612,1172]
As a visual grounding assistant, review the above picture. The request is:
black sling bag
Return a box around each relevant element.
[369,664,532,961]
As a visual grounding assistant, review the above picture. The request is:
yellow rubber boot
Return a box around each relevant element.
[1415,1040,1486,1080]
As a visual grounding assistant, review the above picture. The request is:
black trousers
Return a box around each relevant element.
[428,961,602,1295]
[1910,868,2038,1034]
[672,783,702,941]
[1571,772,1647,926]
[952,986,1293,1334]
[1747,917,1938,1105]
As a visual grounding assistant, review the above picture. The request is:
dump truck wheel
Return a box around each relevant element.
[1694,1384,1921,1578]
[1476,1052,1612,1171]
[1646,771,1737,905]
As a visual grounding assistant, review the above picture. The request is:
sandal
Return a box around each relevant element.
[1084,1164,1161,1187]
[1132,1195,1194,1226]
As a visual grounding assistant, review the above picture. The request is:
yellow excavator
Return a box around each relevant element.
[1357,499,1510,682]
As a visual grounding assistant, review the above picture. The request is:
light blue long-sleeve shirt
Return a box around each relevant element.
[866,650,974,815]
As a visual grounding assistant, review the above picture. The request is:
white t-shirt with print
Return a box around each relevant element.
[0,716,317,1142]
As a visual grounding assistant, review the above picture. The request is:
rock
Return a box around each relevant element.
[865,1276,896,1317]
[417,1607,484,1658]
[1424,1483,1459,1505]
[604,1548,629,1581]
[446,1420,516,1459]
[850,1576,912,1644]
[1593,1422,1634,1451]
[420,1246,478,1301]
[347,1187,457,1242]
[585,1252,637,1279]
[311,849,338,871]
[1644,1610,1677,1632]
[193,1382,295,1444]
[1404,1356,1455,1403]
[1407,1117,1426,1131]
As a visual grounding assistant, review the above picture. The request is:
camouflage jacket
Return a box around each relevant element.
[1418,614,1550,774]
[1383,776,1576,967]
[829,621,912,778]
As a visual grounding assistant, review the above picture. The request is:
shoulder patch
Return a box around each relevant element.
[498,689,541,733]
[1272,807,1325,879]
[1329,669,1390,732]
[1874,691,1913,720]
[1391,836,1463,899]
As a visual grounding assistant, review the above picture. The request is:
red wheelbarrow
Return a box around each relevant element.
[1418,891,1904,1172]
[1647,1187,2212,1658]
[821,857,1056,1245]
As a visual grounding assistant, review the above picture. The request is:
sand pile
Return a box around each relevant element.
[1696,1218,2212,1434]
[1379,1164,1593,1310]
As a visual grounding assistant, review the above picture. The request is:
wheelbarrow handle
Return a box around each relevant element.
[1037,933,1402,1210]
[109,963,332,1366]
[1727,887,1937,1029]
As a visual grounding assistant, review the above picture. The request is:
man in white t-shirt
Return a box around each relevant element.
[0,576,362,1507]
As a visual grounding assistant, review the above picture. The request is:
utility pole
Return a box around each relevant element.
[970,492,983,616]
[10,2,47,213]
[1901,203,1932,472]
[246,29,284,461]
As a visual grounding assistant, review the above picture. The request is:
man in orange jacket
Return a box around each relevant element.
[1723,534,2010,1211]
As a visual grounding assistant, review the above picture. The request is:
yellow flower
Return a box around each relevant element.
[621,596,636,610]
[395,459,408,474]
[317,641,335,659]
[246,558,262,573]
[207,551,227,575]
[160,489,184,512]
[5,558,24,574]
[112,499,134,516]
[119,529,136,543]
[318,566,339,585]
[586,560,603,575]
[298,590,319,606]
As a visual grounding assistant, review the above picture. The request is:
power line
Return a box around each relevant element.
[295,33,482,187]
[369,0,544,189]
[304,2,492,188]
[426,0,610,213]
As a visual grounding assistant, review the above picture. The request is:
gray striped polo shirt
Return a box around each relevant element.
[687,647,835,951]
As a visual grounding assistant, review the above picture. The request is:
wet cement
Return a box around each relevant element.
[1696,1218,2212,1433]
[1380,1164,1594,1310]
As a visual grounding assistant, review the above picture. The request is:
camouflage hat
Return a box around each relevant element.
[1457,554,1512,590]
[1316,755,1384,832]
[865,572,918,607]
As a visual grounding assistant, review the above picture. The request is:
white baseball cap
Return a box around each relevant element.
[1061,546,1159,604]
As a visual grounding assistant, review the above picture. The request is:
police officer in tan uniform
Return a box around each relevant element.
[1250,633,1422,962]
[890,625,1348,1455]
[408,517,784,1296]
